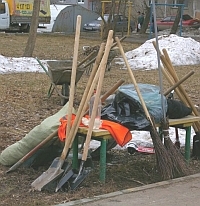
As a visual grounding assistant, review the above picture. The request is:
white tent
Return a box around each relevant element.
[52,5,99,33]
[38,4,69,32]
[38,4,99,33]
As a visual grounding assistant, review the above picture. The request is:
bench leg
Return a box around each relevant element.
[72,136,79,170]
[100,138,107,183]
[185,126,191,162]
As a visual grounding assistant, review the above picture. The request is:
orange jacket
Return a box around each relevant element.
[58,115,132,147]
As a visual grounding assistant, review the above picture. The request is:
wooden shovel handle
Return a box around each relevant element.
[61,15,81,160]
[82,30,114,161]
[60,42,105,159]
[115,36,153,125]
[67,43,106,150]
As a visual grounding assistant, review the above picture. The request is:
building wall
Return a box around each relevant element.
[194,0,200,19]
[52,0,200,20]
[87,0,200,17]
[138,0,200,18]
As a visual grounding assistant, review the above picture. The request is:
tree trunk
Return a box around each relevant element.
[139,1,150,34]
[170,0,185,34]
[102,0,116,41]
[23,0,40,57]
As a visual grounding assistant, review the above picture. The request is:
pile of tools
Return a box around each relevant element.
[6,12,199,192]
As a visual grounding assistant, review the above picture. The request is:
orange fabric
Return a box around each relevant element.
[58,114,76,141]
[58,115,132,147]
[100,119,132,147]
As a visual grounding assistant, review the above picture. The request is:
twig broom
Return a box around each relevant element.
[115,36,174,180]
[150,48,190,176]
[151,0,190,177]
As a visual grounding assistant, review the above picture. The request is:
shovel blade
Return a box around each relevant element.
[55,156,94,192]
[69,168,91,191]
[55,169,74,192]
[31,157,64,191]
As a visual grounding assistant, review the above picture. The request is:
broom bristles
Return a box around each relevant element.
[150,125,174,180]
[162,119,190,177]
[164,137,190,176]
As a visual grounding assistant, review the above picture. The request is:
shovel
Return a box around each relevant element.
[55,69,103,192]
[31,15,81,191]
[54,43,106,192]
[68,30,114,190]
[56,31,114,192]
[55,79,125,192]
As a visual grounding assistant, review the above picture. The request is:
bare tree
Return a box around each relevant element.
[139,0,151,34]
[100,0,129,40]
[101,0,117,40]
[170,0,185,34]
[23,0,41,57]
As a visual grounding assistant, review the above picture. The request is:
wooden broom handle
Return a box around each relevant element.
[115,36,154,126]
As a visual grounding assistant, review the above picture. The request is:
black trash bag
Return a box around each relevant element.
[191,132,200,159]
[101,84,168,131]
[166,99,192,119]
[101,91,151,131]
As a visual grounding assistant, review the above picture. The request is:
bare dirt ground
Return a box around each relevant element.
[0,32,200,206]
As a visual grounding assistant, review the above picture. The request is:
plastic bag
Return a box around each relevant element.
[101,84,167,131]
[167,99,192,119]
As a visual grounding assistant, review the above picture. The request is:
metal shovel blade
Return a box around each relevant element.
[69,167,92,191]
[31,157,64,191]
[55,168,74,192]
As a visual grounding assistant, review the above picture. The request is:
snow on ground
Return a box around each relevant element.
[115,34,200,70]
